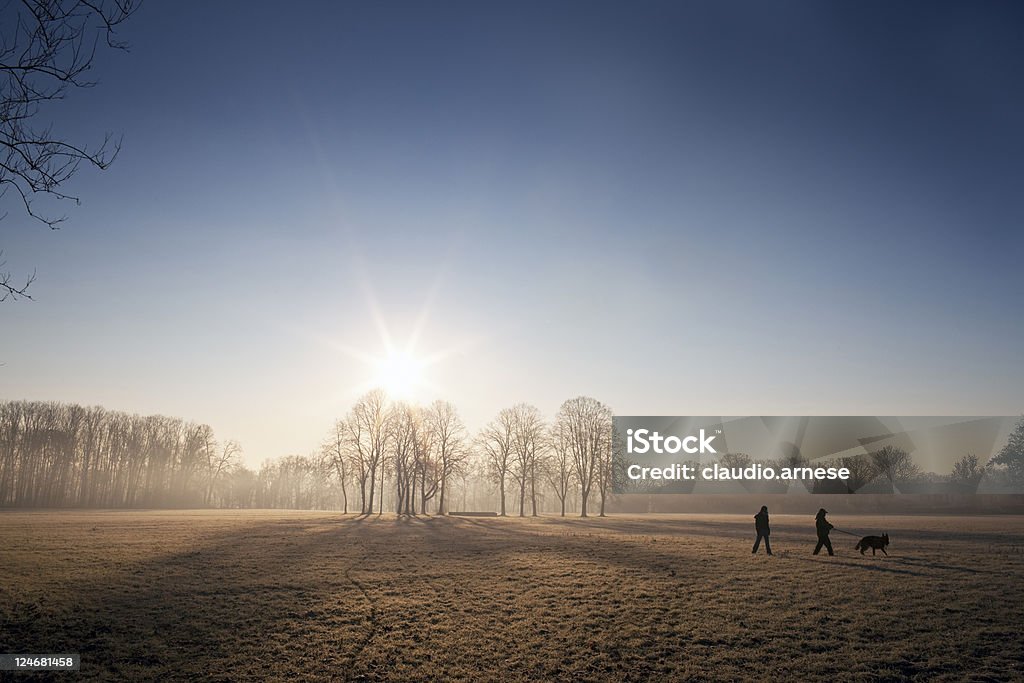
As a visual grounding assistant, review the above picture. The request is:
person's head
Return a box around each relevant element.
[760,505,768,513]
[816,508,828,518]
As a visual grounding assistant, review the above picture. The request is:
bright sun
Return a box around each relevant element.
[316,284,476,402]
[374,350,425,399]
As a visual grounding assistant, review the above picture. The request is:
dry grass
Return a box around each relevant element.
[1,510,1023,681]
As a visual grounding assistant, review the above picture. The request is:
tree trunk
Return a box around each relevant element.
[367,466,376,515]
[438,474,446,515]
[530,465,538,517]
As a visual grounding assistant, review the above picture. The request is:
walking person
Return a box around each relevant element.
[752,505,772,555]
[813,508,834,555]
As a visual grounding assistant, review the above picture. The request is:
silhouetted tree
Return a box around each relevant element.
[340,390,390,514]
[594,422,621,516]
[425,400,466,515]
[989,417,1024,485]
[838,454,875,493]
[509,403,545,517]
[205,439,241,505]
[321,419,350,513]
[951,453,985,489]
[869,445,921,491]
[545,422,577,516]
[479,408,515,516]
[388,402,419,516]
[0,400,227,507]
[1,0,140,300]
[555,396,613,517]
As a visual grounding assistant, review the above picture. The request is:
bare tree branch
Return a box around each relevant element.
[1,0,140,300]
[0,249,35,300]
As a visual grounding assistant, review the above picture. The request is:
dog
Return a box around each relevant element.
[854,533,889,555]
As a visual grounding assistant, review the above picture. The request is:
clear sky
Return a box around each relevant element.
[2,1,1022,466]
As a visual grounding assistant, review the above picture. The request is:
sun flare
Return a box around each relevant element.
[373,350,425,399]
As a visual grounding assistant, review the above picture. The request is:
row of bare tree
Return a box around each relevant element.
[0,401,239,507]
[0,393,620,515]
[0,401,353,509]
[316,391,616,517]
[7,397,1021,509]
[476,397,617,517]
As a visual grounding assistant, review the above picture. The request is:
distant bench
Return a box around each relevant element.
[448,511,498,517]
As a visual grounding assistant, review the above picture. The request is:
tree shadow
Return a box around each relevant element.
[783,554,926,576]
[881,556,989,575]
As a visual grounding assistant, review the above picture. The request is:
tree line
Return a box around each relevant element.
[3,398,1021,510]
[0,400,347,510]
[0,393,618,514]
[0,401,236,507]
[316,391,615,517]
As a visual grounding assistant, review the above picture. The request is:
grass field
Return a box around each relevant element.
[1,511,1023,681]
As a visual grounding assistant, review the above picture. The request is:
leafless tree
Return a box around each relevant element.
[424,400,466,515]
[222,463,257,508]
[0,400,230,507]
[2,0,140,300]
[0,250,34,301]
[837,453,874,492]
[478,407,515,516]
[388,402,420,516]
[322,419,350,513]
[205,439,241,505]
[951,453,984,488]
[594,422,621,517]
[339,390,390,514]
[555,396,613,517]
[869,445,921,491]
[508,403,545,517]
[545,421,576,517]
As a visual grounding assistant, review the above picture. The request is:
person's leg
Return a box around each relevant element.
[813,539,823,555]
[752,535,761,553]
[765,536,772,555]
[825,537,834,555]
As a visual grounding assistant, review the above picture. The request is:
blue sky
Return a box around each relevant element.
[2,1,1022,464]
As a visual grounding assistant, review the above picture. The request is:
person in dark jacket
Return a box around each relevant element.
[813,508,834,555]
[752,505,772,555]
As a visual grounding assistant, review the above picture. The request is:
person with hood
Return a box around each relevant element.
[752,505,772,555]
[813,508,834,555]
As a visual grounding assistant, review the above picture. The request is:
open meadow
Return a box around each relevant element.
[2,511,1023,681]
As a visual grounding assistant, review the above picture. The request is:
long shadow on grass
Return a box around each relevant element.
[880,556,990,575]
[435,515,722,579]
[783,554,926,576]
[5,514,706,680]
[1,516,394,680]
[6,514,1010,681]
[542,516,1024,549]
